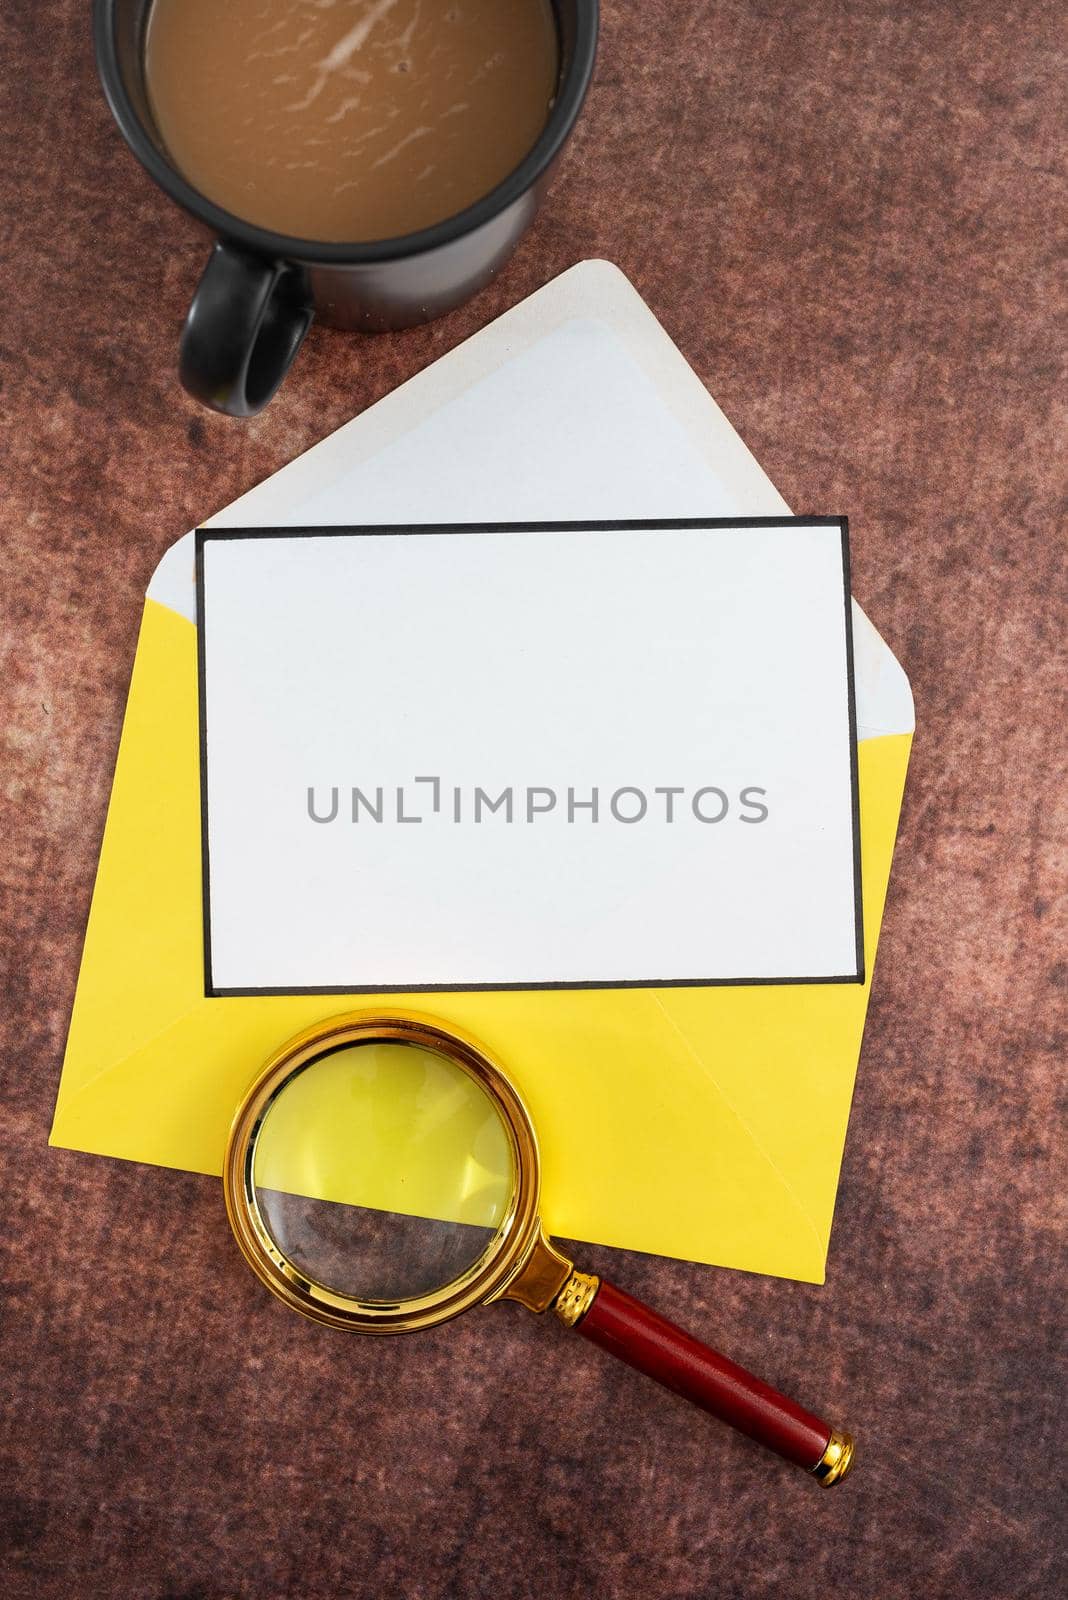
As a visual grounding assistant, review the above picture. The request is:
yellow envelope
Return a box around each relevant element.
[51,263,913,1283]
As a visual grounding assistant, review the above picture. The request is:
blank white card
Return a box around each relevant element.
[197,521,862,994]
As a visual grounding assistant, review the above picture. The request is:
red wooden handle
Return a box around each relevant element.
[577,1278,843,1473]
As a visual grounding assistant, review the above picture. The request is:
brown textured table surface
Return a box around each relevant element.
[2,2,1065,1596]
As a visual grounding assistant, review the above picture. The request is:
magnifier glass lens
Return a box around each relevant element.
[251,1041,515,1303]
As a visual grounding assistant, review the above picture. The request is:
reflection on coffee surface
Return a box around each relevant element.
[145,0,559,243]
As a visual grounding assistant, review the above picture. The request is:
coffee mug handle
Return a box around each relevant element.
[178,241,313,417]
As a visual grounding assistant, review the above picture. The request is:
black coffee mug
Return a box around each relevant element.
[94,0,598,417]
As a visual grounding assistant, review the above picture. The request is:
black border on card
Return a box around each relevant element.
[195,519,865,997]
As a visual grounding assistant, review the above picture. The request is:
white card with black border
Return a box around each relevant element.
[197,516,862,995]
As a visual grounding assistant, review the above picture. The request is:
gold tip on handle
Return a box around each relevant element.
[811,1428,855,1485]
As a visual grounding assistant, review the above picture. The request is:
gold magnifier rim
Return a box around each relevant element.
[224,1010,541,1334]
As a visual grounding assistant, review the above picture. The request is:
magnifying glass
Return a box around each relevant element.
[225,1011,855,1484]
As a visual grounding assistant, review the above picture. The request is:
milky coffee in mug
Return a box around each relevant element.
[95,0,596,414]
[144,0,560,243]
